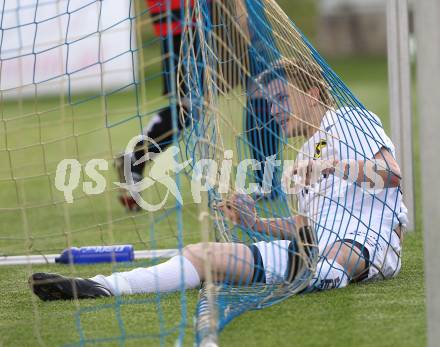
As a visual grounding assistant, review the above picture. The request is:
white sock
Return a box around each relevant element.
[308,258,349,291]
[90,255,201,296]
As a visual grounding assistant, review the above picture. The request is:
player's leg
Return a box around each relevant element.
[308,240,368,291]
[182,242,255,284]
[29,242,255,301]
[92,242,255,294]
[114,105,188,211]
[116,31,187,211]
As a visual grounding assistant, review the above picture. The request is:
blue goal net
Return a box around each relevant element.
[178,0,406,344]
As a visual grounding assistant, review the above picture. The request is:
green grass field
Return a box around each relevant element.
[0,231,425,347]
[0,46,426,347]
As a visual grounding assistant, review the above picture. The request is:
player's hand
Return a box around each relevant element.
[218,194,257,228]
[283,159,337,192]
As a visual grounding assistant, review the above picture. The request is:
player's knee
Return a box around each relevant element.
[325,241,367,279]
[182,243,200,260]
[182,243,205,275]
[309,257,349,291]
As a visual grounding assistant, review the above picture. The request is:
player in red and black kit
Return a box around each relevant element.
[116,0,281,211]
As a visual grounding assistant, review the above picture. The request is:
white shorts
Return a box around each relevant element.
[250,240,291,284]
[251,229,401,284]
[338,227,402,281]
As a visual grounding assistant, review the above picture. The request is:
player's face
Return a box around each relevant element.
[267,79,316,138]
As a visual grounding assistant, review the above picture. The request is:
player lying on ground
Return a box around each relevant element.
[29,59,408,300]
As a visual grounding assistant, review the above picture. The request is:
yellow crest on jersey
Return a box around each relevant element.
[314,140,327,158]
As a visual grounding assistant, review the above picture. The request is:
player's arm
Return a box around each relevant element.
[289,146,401,190]
[219,194,305,239]
[253,215,307,239]
[336,146,402,188]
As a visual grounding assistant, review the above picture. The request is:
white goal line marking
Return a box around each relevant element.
[0,249,179,266]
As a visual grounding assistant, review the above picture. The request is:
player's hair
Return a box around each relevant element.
[256,58,334,107]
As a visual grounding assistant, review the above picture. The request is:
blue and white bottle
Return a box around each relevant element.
[55,245,134,264]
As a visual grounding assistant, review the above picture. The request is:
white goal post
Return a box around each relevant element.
[415,0,440,346]
[386,0,415,231]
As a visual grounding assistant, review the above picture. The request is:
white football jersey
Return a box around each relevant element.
[296,107,406,278]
